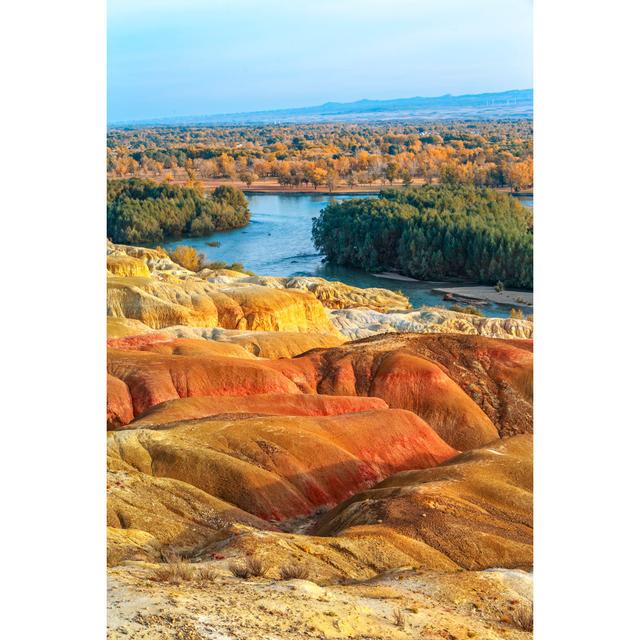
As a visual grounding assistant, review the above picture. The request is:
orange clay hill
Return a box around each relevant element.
[314,433,532,570]
[128,393,390,428]
[106,242,534,640]
[108,409,456,521]
[108,332,532,450]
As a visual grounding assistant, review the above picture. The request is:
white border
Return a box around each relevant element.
[1,0,105,637]
[535,0,640,637]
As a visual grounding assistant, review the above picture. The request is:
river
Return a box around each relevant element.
[162,193,532,319]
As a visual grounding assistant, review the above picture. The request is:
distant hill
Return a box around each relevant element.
[115,89,533,126]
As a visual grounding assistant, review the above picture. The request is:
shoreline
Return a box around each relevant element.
[431,285,533,309]
[243,187,533,198]
[110,175,533,198]
[371,271,423,282]
[371,271,533,310]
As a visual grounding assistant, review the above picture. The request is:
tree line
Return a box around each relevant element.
[107,179,250,244]
[107,121,533,192]
[311,185,533,288]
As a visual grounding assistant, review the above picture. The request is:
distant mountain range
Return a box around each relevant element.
[114,89,532,127]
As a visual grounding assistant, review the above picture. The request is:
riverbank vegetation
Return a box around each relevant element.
[107,179,250,244]
[107,121,533,193]
[312,185,533,288]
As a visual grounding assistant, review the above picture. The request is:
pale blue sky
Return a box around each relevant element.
[108,0,532,123]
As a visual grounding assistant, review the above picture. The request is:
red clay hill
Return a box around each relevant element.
[108,333,532,451]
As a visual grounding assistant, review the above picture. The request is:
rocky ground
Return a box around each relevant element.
[108,564,532,640]
[106,242,534,638]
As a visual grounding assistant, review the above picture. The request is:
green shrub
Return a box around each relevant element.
[205,260,228,270]
[450,304,484,317]
[203,260,254,275]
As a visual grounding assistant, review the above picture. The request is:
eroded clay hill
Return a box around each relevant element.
[315,434,533,571]
[107,333,532,450]
[108,409,457,522]
[129,393,389,428]
[107,241,408,336]
[107,434,531,577]
[106,240,533,342]
[107,274,339,333]
[107,326,345,359]
[106,240,534,639]
[331,307,533,340]
[107,343,303,423]
[273,333,533,444]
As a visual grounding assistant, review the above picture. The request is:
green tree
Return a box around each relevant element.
[107,179,250,244]
[312,184,532,288]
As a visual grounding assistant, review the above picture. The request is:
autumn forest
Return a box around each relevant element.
[107,120,533,192]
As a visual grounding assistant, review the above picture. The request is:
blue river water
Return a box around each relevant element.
[162,193,532,318]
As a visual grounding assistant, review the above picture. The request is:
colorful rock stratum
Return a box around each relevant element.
[107,242,534,639]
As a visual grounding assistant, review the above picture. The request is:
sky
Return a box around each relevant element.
[107,0,532,123]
